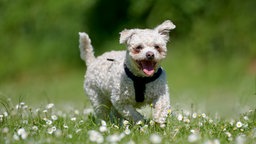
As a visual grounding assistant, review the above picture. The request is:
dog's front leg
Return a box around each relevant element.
[112,102,144,123]
[153,87,171,124]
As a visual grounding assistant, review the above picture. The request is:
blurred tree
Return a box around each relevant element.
[0,0,255,80]
[85,0,130,49]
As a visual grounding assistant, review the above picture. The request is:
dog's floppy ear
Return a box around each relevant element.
[155,20,176,41]
[119,29,135,44]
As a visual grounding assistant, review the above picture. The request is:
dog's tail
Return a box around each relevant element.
[79,32,95,66]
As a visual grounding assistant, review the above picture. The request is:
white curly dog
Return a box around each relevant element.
[79,20,175,124]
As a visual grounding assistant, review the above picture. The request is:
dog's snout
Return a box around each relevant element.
[146,51,154,60]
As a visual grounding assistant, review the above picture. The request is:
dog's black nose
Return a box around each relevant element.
[146,51,154,60]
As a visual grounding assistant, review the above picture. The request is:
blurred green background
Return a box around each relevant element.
[0,0,255,115]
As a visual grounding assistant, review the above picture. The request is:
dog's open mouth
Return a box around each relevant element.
[137,60,157,76]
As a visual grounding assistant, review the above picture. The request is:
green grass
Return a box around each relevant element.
[0,51,255,143]
[0,100,255,144]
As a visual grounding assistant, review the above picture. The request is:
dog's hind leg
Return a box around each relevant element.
[85,87,112,121]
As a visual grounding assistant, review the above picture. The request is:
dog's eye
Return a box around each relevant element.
[134,45,143,51]
[154,45,160,50]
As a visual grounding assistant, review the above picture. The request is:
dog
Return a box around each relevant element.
[79,20,175,124]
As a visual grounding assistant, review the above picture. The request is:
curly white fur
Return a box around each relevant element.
[79,20,175,124]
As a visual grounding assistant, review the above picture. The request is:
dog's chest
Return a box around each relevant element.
[120,76,163,105]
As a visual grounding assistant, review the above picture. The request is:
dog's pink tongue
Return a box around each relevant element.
[141,61,155,76]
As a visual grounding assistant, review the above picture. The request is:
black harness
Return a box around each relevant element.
[124,64,162,102]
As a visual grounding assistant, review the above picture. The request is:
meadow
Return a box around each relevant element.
[0,98,255,144]
[1,51,255,143]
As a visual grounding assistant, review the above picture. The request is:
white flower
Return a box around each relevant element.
[150,134,162,144]
[136,120,143,125]
[88,130,104,143]
[17,128,28,139]
[55,129,62,137]
[23,105,28,109]
[204,139,220,144]
[230,119,235,126]
[101,120,107,126]
[46,119,53,125]
[243,116,249,121]
[76,129,82,133]
[17,128,25,136]
[201,113,206,118]
[192,113,197,119]
[63,124,68,129]
[112,124,119,129]
[184,117,190,123]
[35,108,40,113]
[52,126,56,132]
[177,114,183,121]
[46,103,54,109]
[13,133,20,141]
[20,102,25,106]
[106,134,121,143]
[32,126,38,131]
[236,121,243,128]
[71,117,76,121]
[123,120,129,126]
[2,127,9,133]
[124,126,131,135]
[99,126,108,132]
[51,115,58,121]
[225,132,232,138]
[74,110,80,115]
[3,112,8,117]
[190,129,195,134]
[79,120,84,124]
[188,134,200,143]
[149,120,155,126]
[236,134,246,144]
[160,124,166,128]
[23,120,28,124]
[47,127,56,135]
[67,134,72,139]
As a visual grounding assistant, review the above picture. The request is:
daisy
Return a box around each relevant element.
[71,117,76,121]
[63,124,68,129]
[235,134,246,144]
[32,126,38,131]
[88,130,104,143]
[150,134,162,144]
[123,120,129,127]
[106,134,121,143]
[46,119,53,125]
[201,113,206,118]
[188,134,200,143]
[177,114,183,121]
[136,120,143,125]
[2,127,9,134]
[101,120,107,126]
[236,121,243,128]
[51,115,58,121]
[99,126,107,132]
[124,126,131,135]
[192,112,197,119]
[17,128,28,139]
[46,103,54,109]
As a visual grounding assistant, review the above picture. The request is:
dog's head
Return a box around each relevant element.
[120,20,175,77]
